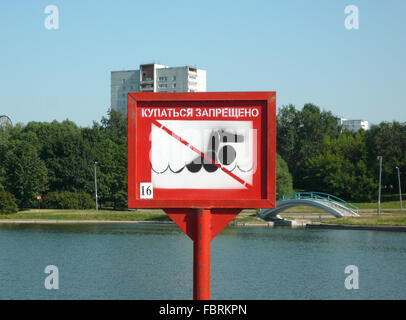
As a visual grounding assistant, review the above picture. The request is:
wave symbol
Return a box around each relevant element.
[150,162,254,174]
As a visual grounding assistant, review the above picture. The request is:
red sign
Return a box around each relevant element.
[128,92,276,300]
[128,92,276,210]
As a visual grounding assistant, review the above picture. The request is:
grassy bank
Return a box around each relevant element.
[0,209,171,221]
[2,208,405,226]
[280,201,403,211]
[315,215,406,226]
[352,201,403,210]
[0,209,262,223]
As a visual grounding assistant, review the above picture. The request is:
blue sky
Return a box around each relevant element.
[0,0,405,127]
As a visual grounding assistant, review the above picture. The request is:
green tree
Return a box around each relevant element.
[23,120,86,193]
[365,122,406,194]
[277,103,340,189]
[99,108,127,146]
[276,104,299,171]
[0,191,18,214]
[276,154,293,196]
[0,111,129,210]
[81,124,127,208]
[4,133,48,208]
[96,109,127,208]
[0,126,13,191]
[303,132,376,201]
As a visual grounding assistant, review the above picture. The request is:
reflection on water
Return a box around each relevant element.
[0,223,405,299]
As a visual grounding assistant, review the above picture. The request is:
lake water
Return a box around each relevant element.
[0,223,405,300]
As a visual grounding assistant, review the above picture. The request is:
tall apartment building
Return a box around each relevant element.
[111,63,206,114]
[338,118,369,132]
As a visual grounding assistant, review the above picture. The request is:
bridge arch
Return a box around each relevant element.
[258,192,359,220]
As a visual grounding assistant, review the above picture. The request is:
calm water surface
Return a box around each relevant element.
[0,223,405,299]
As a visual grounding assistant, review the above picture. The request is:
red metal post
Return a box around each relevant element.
[193,208,211,300]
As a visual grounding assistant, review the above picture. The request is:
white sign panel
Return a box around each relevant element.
[150,120,256,189]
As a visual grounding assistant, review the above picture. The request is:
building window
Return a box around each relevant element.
[172,83,176,88]
[158,84,168,88]
[158,76,167,82]
[172,76,176,81]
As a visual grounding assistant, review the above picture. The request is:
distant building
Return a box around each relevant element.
[111,63,207,114]
[338,118,369,132]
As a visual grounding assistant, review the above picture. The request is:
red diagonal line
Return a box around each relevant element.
[152,119,252,189]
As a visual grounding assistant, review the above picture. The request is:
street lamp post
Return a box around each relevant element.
[396,166,402,210]
[94,161,98,211]
[377,156,382,216]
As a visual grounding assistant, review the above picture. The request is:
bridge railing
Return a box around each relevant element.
[279,192,359,215]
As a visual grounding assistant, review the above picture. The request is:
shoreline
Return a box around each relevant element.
[1,219,406,232]
[0,219,274,227]
[0,219,175,225]
[306,222,406,232]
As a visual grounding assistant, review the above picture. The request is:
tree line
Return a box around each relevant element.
[0,104,404,212]
[277,103,406,201]
[0,110,127,211]
[0,108,293,211]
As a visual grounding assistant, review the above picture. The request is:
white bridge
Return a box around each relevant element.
[258,192,359,220]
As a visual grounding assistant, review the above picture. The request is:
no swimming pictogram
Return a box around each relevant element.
[150,119,254,189]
